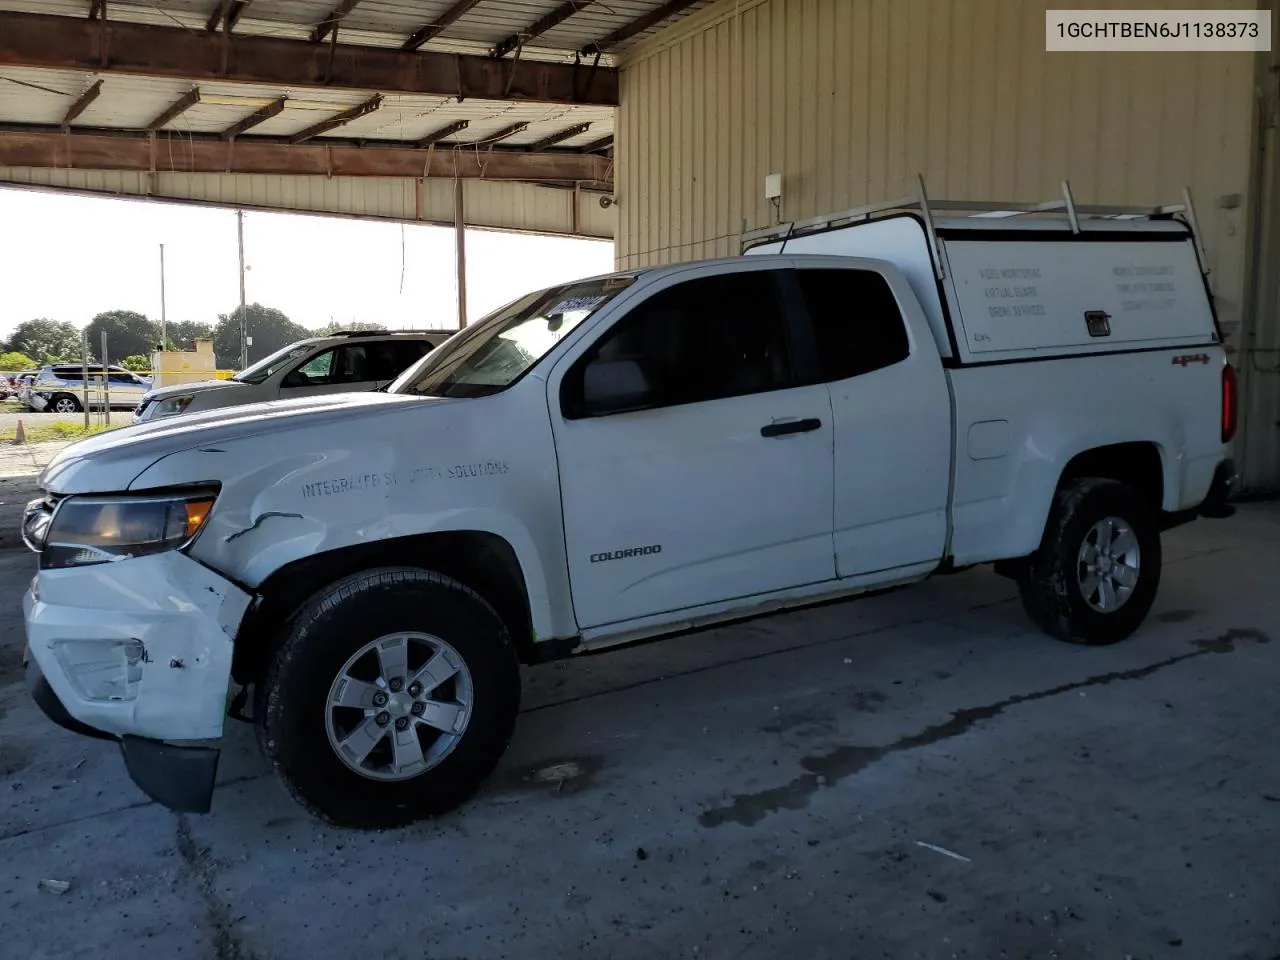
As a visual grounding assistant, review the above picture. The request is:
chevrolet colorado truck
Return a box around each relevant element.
[21,196,1237,828]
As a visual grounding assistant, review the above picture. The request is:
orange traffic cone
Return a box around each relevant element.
[13,418,26,445]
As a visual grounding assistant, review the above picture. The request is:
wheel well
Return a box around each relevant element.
[994,441,1166,581]
[1058,442,1164,509]
[231,531,535,685]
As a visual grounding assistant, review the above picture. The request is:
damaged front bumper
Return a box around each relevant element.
[23,551,251,813]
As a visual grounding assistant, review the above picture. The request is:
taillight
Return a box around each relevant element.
[1222,362,1238,443]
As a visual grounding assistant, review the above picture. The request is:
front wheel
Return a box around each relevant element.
[257,567,521,828]
[1019,477,1161,645]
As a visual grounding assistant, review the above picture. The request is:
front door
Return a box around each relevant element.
[549,265,837,631]
[279,344,381,399]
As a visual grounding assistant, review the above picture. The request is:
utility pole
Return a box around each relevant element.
[158,242,168,354]
[236,210,248,369]
[454,180,467,329]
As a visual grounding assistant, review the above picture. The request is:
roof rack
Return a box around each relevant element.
[331,329,455,337]
[741,174,1208,282]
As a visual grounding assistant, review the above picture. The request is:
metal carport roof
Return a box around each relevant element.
[0,1,712,237]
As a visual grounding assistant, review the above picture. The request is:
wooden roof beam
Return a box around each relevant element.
[416,119,469,148]
[206,0,253,33]
[290,94,381,143]
[221,95,286,139]
[61,78,102,127]
[527,121,590,151]
[580,0,700,54]
[402,0,484,52]
[0,11,618,106]
[87,0,105,20]
[0,127,614,183]
[493,0,595,59]
[310,0,363,44]
[579,134,612,154]
[145,87,200,130]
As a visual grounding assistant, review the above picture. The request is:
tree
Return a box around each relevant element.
[0,350,35,371]
[166,320,216,351]
[120,355,152,373]
[213,304,311,369]
[6,318,83,363]
[84,310,161,365]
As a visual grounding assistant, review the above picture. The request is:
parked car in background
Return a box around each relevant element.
[25,364,149,414]
[132,330,452,423]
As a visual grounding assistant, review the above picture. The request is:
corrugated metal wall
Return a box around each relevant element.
[0,168,615,239]
[615,0,1279,491]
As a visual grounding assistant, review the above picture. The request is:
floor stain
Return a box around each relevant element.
[852,689,888,713]
[760,706,836,735]
[1158,610,1200,624]
[0,741,30,778]
[489,753,604,797]
[698,628,1270,828]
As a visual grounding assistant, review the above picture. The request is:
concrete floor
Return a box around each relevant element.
[1,503,1278,960]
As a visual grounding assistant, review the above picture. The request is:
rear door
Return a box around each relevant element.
[787,265,952,577]
[107,372,147,407]
[368,339,434,388]
[549,263,838,630]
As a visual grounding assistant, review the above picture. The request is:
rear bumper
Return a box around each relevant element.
[1198,458,1238,519]
[1162,458,1238,531]
[26,648,220,813]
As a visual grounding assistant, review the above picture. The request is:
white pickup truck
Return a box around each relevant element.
[21,194,1237,828]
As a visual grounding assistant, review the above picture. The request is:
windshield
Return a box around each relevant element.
[232,343,315,384]
[390,276,636,399]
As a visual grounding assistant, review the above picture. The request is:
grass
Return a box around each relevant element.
[0,420,123,444]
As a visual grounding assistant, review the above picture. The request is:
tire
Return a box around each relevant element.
[50,394,81,414]
[1019,477,1161,645]
[257,567,521,828]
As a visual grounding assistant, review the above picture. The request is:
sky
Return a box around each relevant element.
[0,186,616,341]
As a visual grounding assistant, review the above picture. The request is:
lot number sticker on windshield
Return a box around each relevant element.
[548,295,607,315]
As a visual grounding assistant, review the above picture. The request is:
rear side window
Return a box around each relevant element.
[795,269,910,380]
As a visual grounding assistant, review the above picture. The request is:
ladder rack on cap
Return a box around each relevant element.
[739,174,1209,283]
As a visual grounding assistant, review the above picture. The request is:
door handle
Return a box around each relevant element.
[760,417,822,438]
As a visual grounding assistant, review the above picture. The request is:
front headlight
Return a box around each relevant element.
[151,395,196,419]
[42,488,218,569]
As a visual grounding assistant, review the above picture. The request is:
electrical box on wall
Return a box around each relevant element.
[764,173,783,201]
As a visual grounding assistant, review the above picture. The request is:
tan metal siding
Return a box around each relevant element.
[616,0,1255,289]
[0,168,614,238]
[616,0,1273,486]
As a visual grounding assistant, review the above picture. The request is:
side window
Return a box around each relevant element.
[334,344,371,384]
[563,271,792,417]
[57,370,83,382]
[794,268,910,380]
[287,348,337,386]
[367,340,429,382]
[108,372,138,385]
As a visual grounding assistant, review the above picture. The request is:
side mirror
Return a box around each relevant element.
[581,358,653,415]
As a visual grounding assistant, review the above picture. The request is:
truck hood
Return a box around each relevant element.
[40,391,439,495]
[144,378,245,402]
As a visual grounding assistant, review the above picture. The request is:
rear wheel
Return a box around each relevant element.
[1019,477,1161,645]
[50,394,81,414]
[257,567,521,828]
